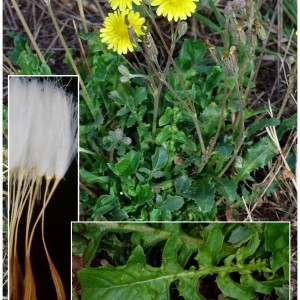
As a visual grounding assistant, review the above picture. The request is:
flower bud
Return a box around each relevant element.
[232,0,246,12]
[114,128,123,140]
[118,65,130,76]
[143,32,158,63]
[178,21,188,38]
[254,19,267,41]
[122,137,132,145]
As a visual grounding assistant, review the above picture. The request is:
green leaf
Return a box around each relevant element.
[213,177,237,203]
[110,150,141,177]
[247,118,280,138]
[162,232,183,272]
[159,107,174,126]
[79,235,200,300]
[79,245,172,300]
[155,196,184,219]
[179,38,206,69]
[93,195,118,216]
[240,274,287,295]
[276,113,297,139]
[175,131,197,152]
[133,87,148,105]
[235,137,277,182]
[204,66,223,93]
[199,102,222,136]
[275,286,289,300]
[174,175,192,195]
[235,232,260,262]
[190,180,215,213]
[7,32,28,63]
[135,184,154,204]
[18,51,40,74]
[116,106,130,116]
[80,168,111,185]
[228,226,253,245]
[196,224,224,267]
[178,277,206,300]
[216,275,255,299]
[265,223,289,273]
[155,125,173,144]
[152,147,168,170]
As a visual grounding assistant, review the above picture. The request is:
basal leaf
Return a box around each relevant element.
[177,243,198,268]
[92,194,118,216]
[79,234,199,300]
[265,223,289,273]
[116,106,129,116]
[178,277,206,300]
[162,232,184,272]
[18,51,40,74]
[111,150,141,177]
[155,196,184,219]
[135,184,155,204]
[235,232,260,262]
[213,177,237,203]
[133,87,148,105]
[196,224,224,267]
[179,38,206,69]
[190,180,215,213]
[199,102,222,136]
[275,286,289,300]
[159,107,174,126]
[235,137,277,182]
[80,168,111,186]
[227,226,253,245]
[79,245,173,300]
[276,113,296,139]
[152,147,168,170]
[204,66,223,93]
[155,125,173,144]
[240,274,287,295]
[174,175,192,195]
[247,118,280,138]
[216,275,255,299]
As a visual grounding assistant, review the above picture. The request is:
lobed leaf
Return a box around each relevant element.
[196,224,224,267]
[235,137,277,182]
[179,38,206,70]
[213,177,237,203]
[240,274,287,295]
[79,233,200,300]
[216,274,255,299]
[152,147,168,170]
[109,150,141,177]
[265,223,289,273]
[190,180,215,213]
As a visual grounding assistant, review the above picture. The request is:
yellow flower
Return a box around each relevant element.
[100,10,146,55]
[151,0,199,22]
[108,0,142,11]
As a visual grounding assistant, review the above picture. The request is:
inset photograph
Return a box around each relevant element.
[72,222,290,299]
[7,76,79,300]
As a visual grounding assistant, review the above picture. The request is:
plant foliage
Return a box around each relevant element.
[73,222,289,300]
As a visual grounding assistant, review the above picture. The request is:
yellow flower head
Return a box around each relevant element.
[100,10,146,55]
[108,0,142,11]
[151,0,199,22]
